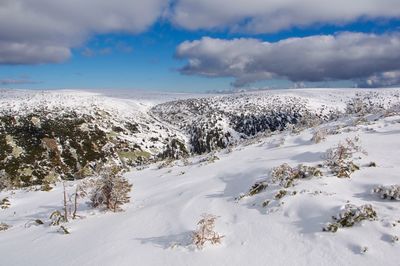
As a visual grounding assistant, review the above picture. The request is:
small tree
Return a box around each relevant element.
[89,166,132,212]
[62,182,69,222]
[70,183,88,219]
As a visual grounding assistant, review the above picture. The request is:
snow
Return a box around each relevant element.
[1,88,400,265]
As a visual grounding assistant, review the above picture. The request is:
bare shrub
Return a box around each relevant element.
[49,210,67,226]
[62,182,69,222]
[1,197,10,209]
[271,163,322,188]
[88,167,132,212]
[193,214,224,249]
[0,170,12,191]
[274,190,288,200]
[70,183,88,219]
[237,181,268,200]
[0,222,10,232]
[323,204,377,232]
[311,128,327,143]
[58,225,70,235]
[373,185,400,200]
[325,137,365,178]
[346,96,384,116]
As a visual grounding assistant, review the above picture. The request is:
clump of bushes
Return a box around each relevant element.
[271,163,322,188]
[345,95,385,116]
[325,137,365,178]
[373,185,400,200]
[192,214,224,249]
[323,204,377,232]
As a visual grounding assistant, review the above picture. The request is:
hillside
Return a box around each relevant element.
[1,88,400,265]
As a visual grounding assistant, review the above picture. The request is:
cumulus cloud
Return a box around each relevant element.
[0,0,166,64]
[0,41,71,65]
[358,71,400,88]
[170,0,400,33]
[176,32,400,87]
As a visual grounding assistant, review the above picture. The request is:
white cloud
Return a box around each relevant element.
[0,77,40,85]
[0,0,166,64]
[1,0,400,67]
[358,71,400,88]
[0,41,71,65]
[176,32,400,87]
[170,0,400,33]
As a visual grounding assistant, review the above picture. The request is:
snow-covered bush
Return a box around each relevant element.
[373,185,400,200]
[49,210,67,226]
[323,204,377,232]
[192,214,224,249]
[274,190,288,200]
[311,128,327,143]
[0,222,10,232]
[271,163,322,188]
[88,167,132,212]
[1,197,10,209]
[238,181,268,200]
[0,170,12,190]
[325,137,364,178]
[345,95,385,116]
[159,138,189,160]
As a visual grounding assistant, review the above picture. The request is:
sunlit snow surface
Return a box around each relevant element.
[1,88,400,266]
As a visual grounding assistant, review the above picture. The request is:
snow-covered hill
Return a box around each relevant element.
[0,89,191,187]
[1,88,400,265]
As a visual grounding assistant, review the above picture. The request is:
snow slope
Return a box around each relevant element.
[1,88,400,265]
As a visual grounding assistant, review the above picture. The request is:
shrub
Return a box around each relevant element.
[274,190,288,200]
[238,181,268,200]
[58,225,70,235]
[345,95,385,116]
[325,137,364,178]
[71,183,88,219]
[271,163,322,188]
[373,185,400,200]
[192,214,224,249]
[311,128,327,143]
[262,200,270,207]
[1,197,10,209]
[0,222,10,232]
[88,167,133,212]
[323,204,377,232]
[0,170,12,191]
[49,210,67,226]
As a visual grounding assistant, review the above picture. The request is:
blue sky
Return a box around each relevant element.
[1,1,400,92]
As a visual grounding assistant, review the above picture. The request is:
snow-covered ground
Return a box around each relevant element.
[1,88,400,265]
